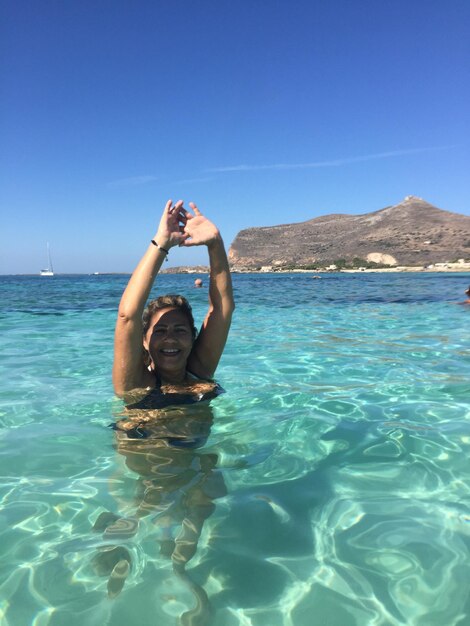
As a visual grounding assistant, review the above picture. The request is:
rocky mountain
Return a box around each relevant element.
[228,196,470,268]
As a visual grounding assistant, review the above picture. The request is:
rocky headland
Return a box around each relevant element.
[228,196,470,271]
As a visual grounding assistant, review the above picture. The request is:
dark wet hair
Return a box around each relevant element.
[142,295,197,340]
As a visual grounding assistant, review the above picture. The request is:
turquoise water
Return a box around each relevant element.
[0,272,469,626]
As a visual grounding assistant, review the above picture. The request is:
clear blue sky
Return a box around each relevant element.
[1,0,469,274]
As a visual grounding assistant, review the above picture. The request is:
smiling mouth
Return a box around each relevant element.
[160,349,181,356]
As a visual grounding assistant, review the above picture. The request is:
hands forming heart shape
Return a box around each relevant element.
[155,199,221,250]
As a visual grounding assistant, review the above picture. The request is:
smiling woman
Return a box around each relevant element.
[112,199,234,403]
[109,200,234,613]
[144,297,196,378]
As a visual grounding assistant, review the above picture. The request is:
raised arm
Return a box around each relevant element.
[184,203,235,379]
[112,200,187,396]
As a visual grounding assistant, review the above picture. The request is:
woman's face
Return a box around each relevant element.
[144,307,194,375]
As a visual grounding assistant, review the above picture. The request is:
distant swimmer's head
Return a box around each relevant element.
[194,278,203,288]
[466,285,470,297]
[142,295,197,371]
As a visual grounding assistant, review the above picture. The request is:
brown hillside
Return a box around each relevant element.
[228,196,470,268]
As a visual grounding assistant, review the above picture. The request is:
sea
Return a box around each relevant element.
[0,272,469,626]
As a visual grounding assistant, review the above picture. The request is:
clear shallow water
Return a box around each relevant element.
[0,272,469,626]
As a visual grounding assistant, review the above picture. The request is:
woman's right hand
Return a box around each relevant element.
[154,199,189,249]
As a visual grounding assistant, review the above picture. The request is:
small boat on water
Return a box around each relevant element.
[40,243,54,276]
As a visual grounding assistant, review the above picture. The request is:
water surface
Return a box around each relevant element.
[0,273,469,626]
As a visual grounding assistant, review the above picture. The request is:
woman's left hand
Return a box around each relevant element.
[180,203,221,247]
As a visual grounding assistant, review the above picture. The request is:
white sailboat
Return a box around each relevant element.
[40,243,54,276]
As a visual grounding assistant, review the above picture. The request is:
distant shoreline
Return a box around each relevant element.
[2,267,470,277]
[163,265,470,274]
[283,266,470,274]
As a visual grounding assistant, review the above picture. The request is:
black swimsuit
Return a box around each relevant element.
[111,373,224,446]
[125,381,224,410]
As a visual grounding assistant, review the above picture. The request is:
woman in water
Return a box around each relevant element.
[112,198,234,405]
[100,200,233,614]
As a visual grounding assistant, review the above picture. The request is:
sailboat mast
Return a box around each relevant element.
[47,242,53,272]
